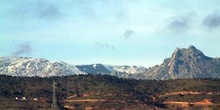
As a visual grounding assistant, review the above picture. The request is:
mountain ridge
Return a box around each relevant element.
[0,57,146,77]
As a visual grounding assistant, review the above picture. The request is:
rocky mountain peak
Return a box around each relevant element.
[144,45,220,80]
[188,45,197,50]
[168,45,207,64]
[186,45,205,58]
[165,45,212,78]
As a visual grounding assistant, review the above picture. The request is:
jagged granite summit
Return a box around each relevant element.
[137,45,220,79]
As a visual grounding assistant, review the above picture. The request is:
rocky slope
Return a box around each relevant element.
[137,46,220,79]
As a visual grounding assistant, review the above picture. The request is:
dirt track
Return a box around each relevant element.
[65,99,105,102]
[164,99,213,107]
[159,91,220,98]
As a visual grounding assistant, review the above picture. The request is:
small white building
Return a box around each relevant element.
[21,97,27,100]
[33,98,38,101]
[15,97,18,100]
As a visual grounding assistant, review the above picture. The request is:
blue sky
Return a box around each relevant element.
[1,0,220,67]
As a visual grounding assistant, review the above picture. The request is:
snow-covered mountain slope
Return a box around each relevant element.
[104,65,147,74]
[0,57,148,77]
[0,57,86,77]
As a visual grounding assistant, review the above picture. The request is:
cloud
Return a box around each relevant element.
[70,0,125,21]
[37,3,60,19]
[167,13,196,33]
[203,12,220,29]
[123,29,135,39]
[14,1,60,20]
[94,42,115,50]
[12,42,33,56]
[167,17,190,32]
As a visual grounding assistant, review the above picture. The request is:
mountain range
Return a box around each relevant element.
[1,45,220,79]
[0,57,147,77]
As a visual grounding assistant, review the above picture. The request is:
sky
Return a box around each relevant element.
[1,0,220,67]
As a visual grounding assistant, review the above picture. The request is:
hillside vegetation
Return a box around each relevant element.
[0,75,220,110]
